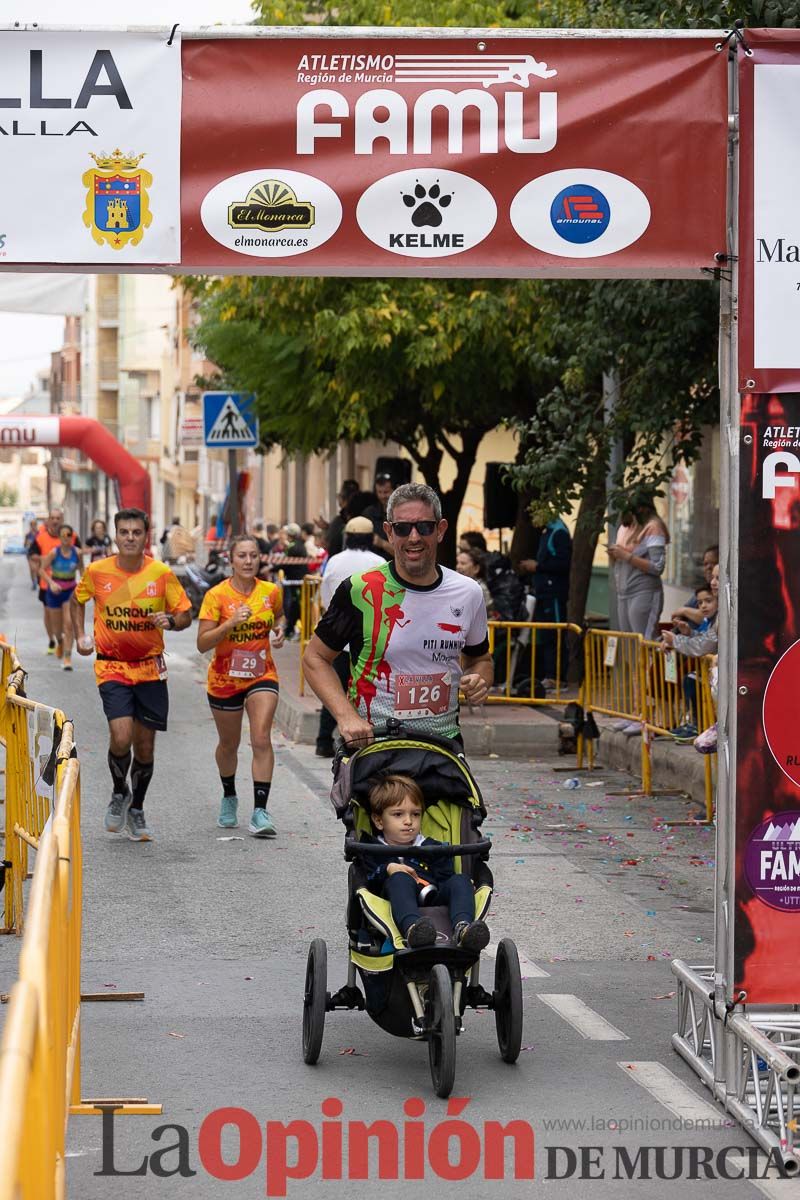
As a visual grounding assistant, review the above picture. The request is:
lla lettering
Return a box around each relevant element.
[0,49,132,109]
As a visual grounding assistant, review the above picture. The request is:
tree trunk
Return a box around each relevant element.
[566,456,607,681]
[399,429,485,569]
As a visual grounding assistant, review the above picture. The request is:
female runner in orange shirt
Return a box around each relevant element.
[197,535,286,836]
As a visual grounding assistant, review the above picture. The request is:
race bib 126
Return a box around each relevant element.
[394,672,451,718]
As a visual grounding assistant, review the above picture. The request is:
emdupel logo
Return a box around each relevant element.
[550,184,610,244]
[510,168,650,259]
[357,168,496,258]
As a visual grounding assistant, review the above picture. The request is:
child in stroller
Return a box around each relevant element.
[301,727,523,1097]
[364,773,491,952]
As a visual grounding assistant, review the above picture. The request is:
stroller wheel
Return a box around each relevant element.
[493,938,523,1063]
[427,964,456,1098]
[302,939,328,1064]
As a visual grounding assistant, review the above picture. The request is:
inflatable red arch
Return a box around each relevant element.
[0,414,151,516]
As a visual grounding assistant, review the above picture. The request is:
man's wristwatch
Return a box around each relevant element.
[166,613,176,630]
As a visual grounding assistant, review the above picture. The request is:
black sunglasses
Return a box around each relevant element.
[390,520,438,536]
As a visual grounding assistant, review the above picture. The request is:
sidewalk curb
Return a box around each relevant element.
[592,729,711,808]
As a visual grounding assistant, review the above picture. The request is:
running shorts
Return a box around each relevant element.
[99,680,169,730]
[207,679,279,712]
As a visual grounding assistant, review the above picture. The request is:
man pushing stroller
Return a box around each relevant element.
[303,482,494,747]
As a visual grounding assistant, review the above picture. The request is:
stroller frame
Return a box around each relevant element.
[302,729,524,1097]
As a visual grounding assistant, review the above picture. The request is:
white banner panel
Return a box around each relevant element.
[0,271,86,313]
[0,30,181,263]
[753,64,800,371]
[0,415,59,444]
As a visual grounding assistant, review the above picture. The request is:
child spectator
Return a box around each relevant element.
[671,543,719,627]
[365,774,490,952]
[662,582,718,740]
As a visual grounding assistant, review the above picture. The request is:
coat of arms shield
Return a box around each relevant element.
[82,150,153,250]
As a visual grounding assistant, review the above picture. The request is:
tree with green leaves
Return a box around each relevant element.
[189,274,558,564]
[253,0,799,29]
[507,279,720,626]
[214,0,782,620]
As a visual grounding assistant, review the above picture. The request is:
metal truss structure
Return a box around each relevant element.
[672,961,800,1173]
[669,41,800,1178]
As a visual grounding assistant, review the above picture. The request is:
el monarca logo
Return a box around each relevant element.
[201,169,342,258]
[228,179,315,233]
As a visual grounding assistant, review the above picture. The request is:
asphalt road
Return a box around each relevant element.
[0,555,781,1198]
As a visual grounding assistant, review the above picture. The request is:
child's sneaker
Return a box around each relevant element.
[406,919,436,948]
[454,920,491,953]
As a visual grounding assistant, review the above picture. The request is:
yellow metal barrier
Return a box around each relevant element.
[0,640,160,1200]
[1,643,60,934]
[583,629,716,822]
[486,620,583,705]
[298,574,322,696]
[0,713,81,1199]
[640,640,716,823]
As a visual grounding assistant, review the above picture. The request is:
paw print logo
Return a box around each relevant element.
[402,181,453,228]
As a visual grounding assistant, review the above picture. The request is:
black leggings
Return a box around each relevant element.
[385,871,475,935]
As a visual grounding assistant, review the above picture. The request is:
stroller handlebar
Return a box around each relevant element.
[344,837,492,862]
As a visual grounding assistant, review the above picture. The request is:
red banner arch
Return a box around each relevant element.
[0,415,151,517]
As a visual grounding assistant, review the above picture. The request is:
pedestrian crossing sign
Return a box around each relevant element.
[202,392,259,447]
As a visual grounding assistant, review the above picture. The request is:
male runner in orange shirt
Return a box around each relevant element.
[70,508,192,841]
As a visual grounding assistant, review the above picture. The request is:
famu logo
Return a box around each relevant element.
[228,179,315,234]
[745,811,800,911]
[550,184,610,244]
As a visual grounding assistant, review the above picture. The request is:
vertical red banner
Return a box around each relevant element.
[736,392,800,1001]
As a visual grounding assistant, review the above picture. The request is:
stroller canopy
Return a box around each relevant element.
[330,733,486,822]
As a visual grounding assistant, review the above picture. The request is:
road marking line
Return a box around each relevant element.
[618,1061,728,1124]
[536,993,629,1039]
[484,941,550,978]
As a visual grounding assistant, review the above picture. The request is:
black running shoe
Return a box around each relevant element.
[406,919,437,947]
[454,920,491,953]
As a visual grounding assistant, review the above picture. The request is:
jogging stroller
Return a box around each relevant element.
[301,727,523,1097]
